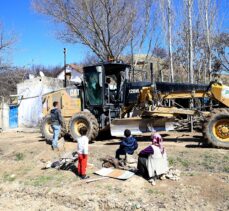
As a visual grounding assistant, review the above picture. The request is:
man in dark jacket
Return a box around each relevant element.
[115,129,138,160]
[50,101,63,150]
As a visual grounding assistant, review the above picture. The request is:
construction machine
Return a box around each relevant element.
[41,62,229,149]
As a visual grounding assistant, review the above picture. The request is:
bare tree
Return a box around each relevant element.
[29,64,63,77]
[0,22,17,68]
[33,0,141,61]
[131,0,159,68]
[80,53,100,66]
[212,32,229,72]
[159,0,174,82]
[0,68,26,97]
[132,0,152,67]
[185,0,194,83]
[198,0,217,81]
[0,22,18,97]
[167,0,174,82]
[152,47,167,59]
[204,0,212,78]
[173,0,219,84]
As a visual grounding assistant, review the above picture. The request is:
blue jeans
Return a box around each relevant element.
[51,125,61,149]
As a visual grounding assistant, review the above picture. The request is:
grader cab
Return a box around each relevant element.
[41,62,131,140]
[40,62,229,149]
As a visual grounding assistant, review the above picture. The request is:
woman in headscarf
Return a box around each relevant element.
[137,133,168,182]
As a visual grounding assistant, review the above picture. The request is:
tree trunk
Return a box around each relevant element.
[204,0,212,81]
[187,0,194,83]
[204,62,207,84]
[167,0,174,82]
[197,62,202,83]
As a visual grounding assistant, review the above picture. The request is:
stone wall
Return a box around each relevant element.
[0,102,9,131]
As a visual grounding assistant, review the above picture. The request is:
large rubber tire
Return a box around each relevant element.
[69,112,99,141]
[203,109,229,148]
[40,115,53,141]
[40,115,66,141]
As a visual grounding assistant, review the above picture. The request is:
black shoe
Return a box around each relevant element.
[80,175,90,180]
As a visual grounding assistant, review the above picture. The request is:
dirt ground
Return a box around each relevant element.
[0,131,228,211]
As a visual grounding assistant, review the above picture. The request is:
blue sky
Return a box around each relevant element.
[0,0,88,67]
[0,0,228,67]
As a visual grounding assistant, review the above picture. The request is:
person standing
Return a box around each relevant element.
[77,127,90,179]
[50,101,63,150]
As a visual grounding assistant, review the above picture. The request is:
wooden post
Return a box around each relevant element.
[64,48,67,87]
[150,63,154,83]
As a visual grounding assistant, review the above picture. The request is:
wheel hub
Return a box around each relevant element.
[48,125,53,133]
[214,120,229,141]
[74,120,88,136]
[221,126,229,134]
[45,122,53,134]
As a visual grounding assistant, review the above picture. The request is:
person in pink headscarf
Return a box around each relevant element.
[137,133,168,181]
[151,133,165,154]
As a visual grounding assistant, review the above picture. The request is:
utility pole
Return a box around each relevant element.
[64,48,67,87]
[150,63,154,83]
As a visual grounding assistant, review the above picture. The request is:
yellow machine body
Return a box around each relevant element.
[211,83,229,107]
[42,87,81,118]
[137,86,208,104]
[40,76,229,148]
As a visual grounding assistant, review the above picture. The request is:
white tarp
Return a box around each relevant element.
[94,168,135,180]
[17,77,63,128]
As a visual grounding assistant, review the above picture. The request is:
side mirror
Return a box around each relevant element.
[96,66,103,87]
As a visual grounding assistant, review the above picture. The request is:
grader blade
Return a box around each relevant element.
[110,117,174,137]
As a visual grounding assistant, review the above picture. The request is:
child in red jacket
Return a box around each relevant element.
[77,127,89,179]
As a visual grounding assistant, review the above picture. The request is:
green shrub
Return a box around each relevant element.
[15,153,24,161]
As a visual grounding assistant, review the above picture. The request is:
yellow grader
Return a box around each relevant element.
[41,62,229,148]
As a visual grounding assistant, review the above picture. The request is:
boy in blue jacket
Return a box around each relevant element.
[116,129,138,160]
